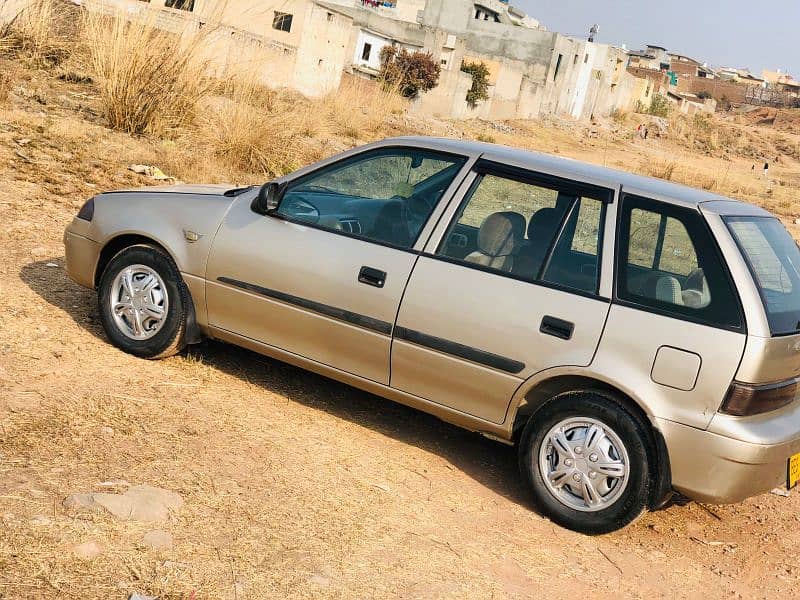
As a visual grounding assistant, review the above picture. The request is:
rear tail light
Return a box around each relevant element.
[720,378,800,416]
[77,197,95,221]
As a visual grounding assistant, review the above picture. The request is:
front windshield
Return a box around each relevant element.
[726,216,800,336]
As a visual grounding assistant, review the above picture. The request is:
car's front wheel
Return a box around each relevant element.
[98,245,187,359]
[518,392,651,534]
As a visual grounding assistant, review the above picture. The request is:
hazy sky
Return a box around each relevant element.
[517,0,800,77]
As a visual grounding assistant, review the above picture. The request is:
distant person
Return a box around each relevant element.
[643,126,649,140]
[764,161,770,178]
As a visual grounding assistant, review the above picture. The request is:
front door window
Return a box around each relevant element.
[277,148,467,249]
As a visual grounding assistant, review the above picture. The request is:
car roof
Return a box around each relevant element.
[382,136,771,216]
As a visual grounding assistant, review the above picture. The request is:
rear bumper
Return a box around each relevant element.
[658,415,800,503]
[64,229,100,289]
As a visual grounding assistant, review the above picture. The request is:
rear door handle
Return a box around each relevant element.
[358,266,386,288]
[540,315,574,340]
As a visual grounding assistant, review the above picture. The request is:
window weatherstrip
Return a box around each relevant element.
[394,326,526,374]
[217,277,393,335]
[536,196,579,281]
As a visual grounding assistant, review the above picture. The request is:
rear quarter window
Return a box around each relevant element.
[726,217,800,336]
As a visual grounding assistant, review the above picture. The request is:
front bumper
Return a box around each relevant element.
[64,228,101,289]
[658,408,800,503]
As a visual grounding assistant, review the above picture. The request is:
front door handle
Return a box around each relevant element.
[540,315,574,340]
[358,266,386,288]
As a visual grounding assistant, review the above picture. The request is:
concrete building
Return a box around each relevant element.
[65,0,669,121]
[762,69,800,97]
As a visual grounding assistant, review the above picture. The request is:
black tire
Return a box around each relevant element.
[518,392,651,535]
[97,245,187,359]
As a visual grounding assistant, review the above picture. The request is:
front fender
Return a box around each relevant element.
[88,190,242,277]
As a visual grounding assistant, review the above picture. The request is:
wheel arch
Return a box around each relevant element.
[510,372,673,509]
[95,234,202,345]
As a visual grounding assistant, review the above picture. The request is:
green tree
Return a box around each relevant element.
[461,60,490,108]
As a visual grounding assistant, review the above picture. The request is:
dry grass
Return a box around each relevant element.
[81,8,215,136]
[0,67,12,103]
[0,0,75,67]
[643,159,678,181]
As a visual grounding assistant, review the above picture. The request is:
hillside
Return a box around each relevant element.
[2,6,800,599]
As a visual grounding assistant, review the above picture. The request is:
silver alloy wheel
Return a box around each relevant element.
[109,264,169,340]
[538,417,630,512]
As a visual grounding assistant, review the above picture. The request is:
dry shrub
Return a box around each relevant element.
[0,68,12,103]
[195,75,316,178]
[193,73,405,178]
[644,159,678,181]
[0,0,76,67]
[81,7,215,136]
[322,75,406,138]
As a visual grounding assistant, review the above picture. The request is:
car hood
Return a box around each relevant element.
[112,183,248,196]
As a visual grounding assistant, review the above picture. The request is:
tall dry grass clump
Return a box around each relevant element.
[0,0,76,67]
[194,72,406,178]
[322,75,406,138]
[81,7,215,136]
[195,74,318,178]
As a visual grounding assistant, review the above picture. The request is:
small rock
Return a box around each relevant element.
[100,426,115,437]
[309,574,330,586]
[63,493,103,514]
[770,487,791,497]
[30,515,51,527]
[30,247,48,258]
[15,138,31,145]
[45,262,58,268]
[129,594,157,600]
[64,485,182,522]
[142,529,173,550]
[74,540,103,560]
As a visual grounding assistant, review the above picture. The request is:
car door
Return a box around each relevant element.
[205,146,470,384]
[390,160,615,424]
[593,193,747,428]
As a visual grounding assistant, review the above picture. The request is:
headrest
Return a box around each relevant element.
[527,207,562,239]
[477,211,526,257]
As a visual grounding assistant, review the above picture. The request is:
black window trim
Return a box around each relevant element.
[613,193,747,333]
[427,162,612,301]
[272,11,293,32]
[473,159,616,204]
[264,145,472,254]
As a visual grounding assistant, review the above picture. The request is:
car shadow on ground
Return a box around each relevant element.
[21,258,691,519]
[19,257,107,342]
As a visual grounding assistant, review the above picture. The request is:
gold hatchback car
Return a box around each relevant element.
[65,137,800,534]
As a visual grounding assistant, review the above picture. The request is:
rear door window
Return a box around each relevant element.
[726,217,800,335]
[436,167,609,294]
[617,195,743,330]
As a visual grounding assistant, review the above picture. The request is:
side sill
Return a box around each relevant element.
[208,325,512,441]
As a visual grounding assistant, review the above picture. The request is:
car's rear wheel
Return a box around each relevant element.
[98,245,187,359]
[518,392,651,534]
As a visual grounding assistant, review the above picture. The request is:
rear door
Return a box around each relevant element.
[593,194,747,428]
[390,160,615,424]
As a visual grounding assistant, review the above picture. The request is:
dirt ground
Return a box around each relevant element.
[2,66,800,599]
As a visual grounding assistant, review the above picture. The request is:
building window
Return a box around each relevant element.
[361,43,372,61]
[584,53,589,64]
[573,54,578,65]
[326,12,333,21]
[273,12,293,32]
[553,54,563,81]
[165,0,193,11]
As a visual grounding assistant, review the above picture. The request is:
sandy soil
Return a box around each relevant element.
[1,64,800,599]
